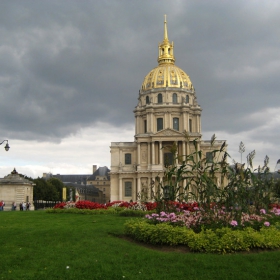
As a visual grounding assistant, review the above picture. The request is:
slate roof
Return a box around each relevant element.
[87,166,110,181]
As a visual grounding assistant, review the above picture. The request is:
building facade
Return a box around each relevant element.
[110,16,226,202]
[43,165,110,203]
[0,168,34,210]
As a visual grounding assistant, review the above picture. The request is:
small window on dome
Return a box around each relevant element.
[186,95,189,103]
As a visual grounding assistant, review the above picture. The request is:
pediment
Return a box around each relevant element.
[154,128,184,137]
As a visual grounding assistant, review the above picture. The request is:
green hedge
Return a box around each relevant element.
[124,219,280,253]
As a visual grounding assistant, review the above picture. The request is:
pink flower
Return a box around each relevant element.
[230,220,238,226]
[260,209,266,214]
[264,221,270,227]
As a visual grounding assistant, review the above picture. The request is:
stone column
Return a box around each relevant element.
[118,177,122,200]
[174,141,178,165]
[159,141,163,165]
[182,141,186,161]
[137,177,141,201]
[137,143,141,165]
[148,142,151,169]
[152,142,155,165]
[133,177,137,201]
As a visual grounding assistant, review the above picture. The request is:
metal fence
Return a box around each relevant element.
[33,200,61,210]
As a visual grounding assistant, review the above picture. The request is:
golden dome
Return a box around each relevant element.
[141,15,193,91]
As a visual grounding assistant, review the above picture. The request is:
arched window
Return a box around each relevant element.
[172,93,177,103]
[173,118,179,131]
[158,93,162,104]
[146,96,149,104]
[186,95,189,103]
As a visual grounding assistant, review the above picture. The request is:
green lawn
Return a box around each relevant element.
[0,211,280,280]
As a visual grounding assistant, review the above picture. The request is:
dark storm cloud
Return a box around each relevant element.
[0,0,280,148]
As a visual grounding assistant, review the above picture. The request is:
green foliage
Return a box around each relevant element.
[47,177,65,200]
[33,177,74,201]
[33,178,60,201]
[150,136,277,223]
[273,179,280,200]
[46,207,118,215]
[124,219,280,253]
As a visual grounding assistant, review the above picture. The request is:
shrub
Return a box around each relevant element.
[124,219,280,253]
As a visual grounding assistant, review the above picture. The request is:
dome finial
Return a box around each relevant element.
[158,15,175,65]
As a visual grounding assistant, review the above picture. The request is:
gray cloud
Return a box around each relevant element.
[1,0,280,174]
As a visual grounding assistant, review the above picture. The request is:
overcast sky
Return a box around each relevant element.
[1,0,280,178]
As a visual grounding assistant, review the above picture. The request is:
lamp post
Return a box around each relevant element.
[0,140,10,151]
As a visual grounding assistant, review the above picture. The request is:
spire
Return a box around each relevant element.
[163,14,168,43]
[158,15,175,65]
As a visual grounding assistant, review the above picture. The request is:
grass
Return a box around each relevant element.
[0,211,280,280]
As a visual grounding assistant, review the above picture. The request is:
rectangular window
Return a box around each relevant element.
[206,152,213,163]
[157,118,163,131]
[125,182,132,196]
[164,153,173,166]
[173,118,179,131]
[189,119,192,132]
[125,153,131,164]
[144,120,147,133]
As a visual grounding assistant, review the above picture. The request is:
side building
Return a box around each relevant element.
[43,165,110,203]
[0,168,35,210]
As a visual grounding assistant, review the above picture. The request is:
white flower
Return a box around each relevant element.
[66,266,70,269]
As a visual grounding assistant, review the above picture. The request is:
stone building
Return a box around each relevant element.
[43,165,110,203]
[87,166,110,203]
[0,168,34,210]
[110,16,227,202]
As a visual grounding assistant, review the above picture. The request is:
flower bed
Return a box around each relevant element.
[53,200,200,211]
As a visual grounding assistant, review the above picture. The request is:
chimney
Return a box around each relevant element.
[92,165,97,174]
